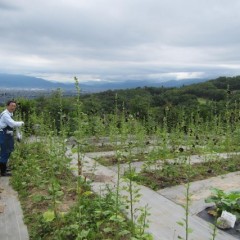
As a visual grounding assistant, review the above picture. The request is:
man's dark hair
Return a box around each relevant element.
[6,100,17,106]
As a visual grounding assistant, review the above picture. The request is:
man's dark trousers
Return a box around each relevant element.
[0,129,14,176]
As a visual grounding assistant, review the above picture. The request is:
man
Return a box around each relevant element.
[0,100,24,176]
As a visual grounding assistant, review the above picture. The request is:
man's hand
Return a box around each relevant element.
[16,131,22,142]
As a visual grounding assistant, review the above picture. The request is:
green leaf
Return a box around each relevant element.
[56,190,64,197]
[96,220,103,228]
[109,214,125,222]
[70,224,78,230]
[187,228,193,233]
[177,221,184,226]
[103,227,113,233]
[59,211,66,218]
[31,194,43,203]
[43,210,55,222]
[118,230,130,236]
[82,191,93,196]
[77,229,90,238]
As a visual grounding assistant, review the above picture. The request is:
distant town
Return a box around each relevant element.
[0,73,209,105]
[0,88,78,105]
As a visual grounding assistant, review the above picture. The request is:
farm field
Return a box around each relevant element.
[1,79,240,239]
[5,125,240,239]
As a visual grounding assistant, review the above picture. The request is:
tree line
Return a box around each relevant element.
[12,75,240,135]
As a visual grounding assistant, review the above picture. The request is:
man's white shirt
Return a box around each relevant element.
[0,110,24,129]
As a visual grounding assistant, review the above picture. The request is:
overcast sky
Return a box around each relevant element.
[0,0,240,83]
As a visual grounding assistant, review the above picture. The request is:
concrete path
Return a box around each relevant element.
[0,177,29,240]
[67,148,239,240]
[158,171,240,215]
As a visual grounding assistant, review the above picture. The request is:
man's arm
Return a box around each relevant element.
[2,113,24,128]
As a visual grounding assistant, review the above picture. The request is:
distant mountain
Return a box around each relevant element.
[0,73,74,90]
[0,73,208,92]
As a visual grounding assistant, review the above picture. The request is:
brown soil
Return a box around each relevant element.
[130,156,240,190]
[96,152,146,166]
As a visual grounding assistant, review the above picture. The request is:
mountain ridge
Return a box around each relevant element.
[0,73,208,92]
[0,73,73,89]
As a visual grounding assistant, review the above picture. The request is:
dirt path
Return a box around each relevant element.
[0,177,29,240]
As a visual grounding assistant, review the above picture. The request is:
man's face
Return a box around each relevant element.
[7,102,17,113]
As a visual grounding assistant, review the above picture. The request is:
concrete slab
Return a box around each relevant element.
[158,171,240,215]
[68,148,239,240]
[0,177,29,240]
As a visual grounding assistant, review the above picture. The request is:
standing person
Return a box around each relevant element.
[0,100,24,176]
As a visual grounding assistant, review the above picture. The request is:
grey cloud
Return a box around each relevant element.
[0,1,19,11]
[1,0,240,82]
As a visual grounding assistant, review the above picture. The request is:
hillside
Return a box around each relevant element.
[78,75,240,118]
